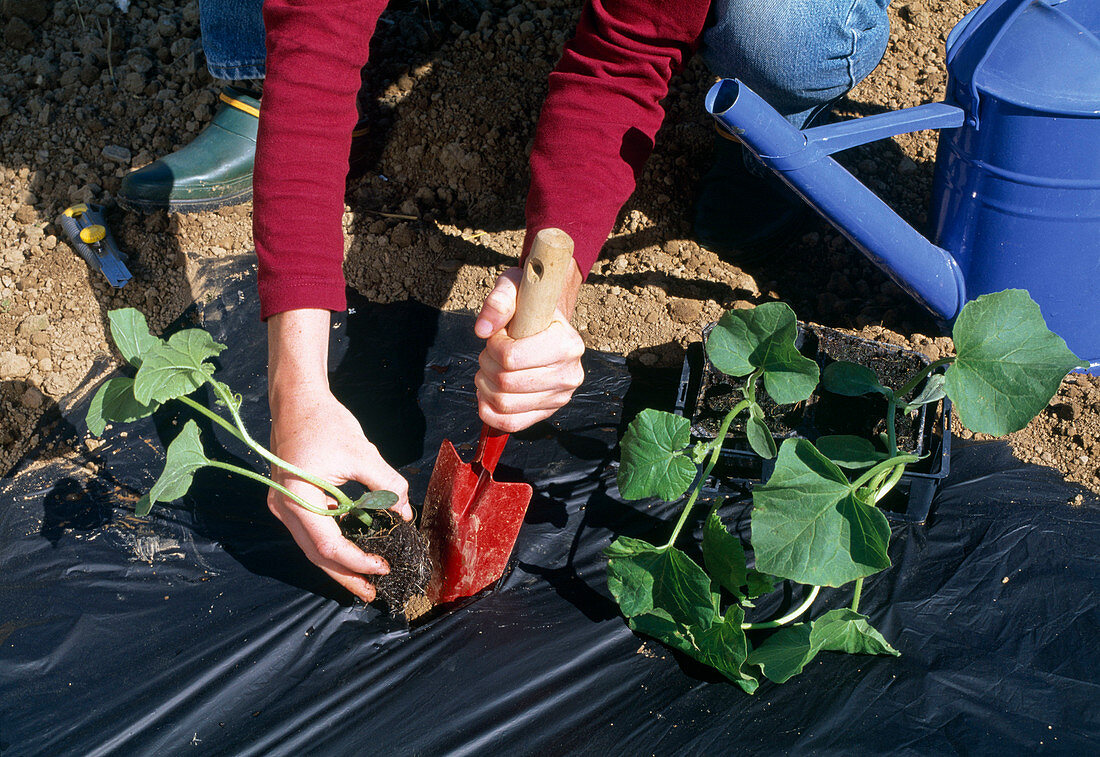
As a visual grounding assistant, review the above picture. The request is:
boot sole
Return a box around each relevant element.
[116,188,253,214]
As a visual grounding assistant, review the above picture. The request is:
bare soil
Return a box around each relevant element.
[2,0,1097,495]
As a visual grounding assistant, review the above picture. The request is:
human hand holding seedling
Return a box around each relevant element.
[474,261,585,433]
[87,307,407,603]
[267,309,412,602]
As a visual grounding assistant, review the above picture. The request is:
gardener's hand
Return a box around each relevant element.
[474,260,585,433]
[266,309,412,603]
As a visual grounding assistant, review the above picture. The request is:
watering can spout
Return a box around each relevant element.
[705,79,968,323]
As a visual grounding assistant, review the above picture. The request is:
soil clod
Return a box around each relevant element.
[345,510,433,616]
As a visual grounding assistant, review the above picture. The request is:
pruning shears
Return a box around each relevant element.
[59,204,132,288]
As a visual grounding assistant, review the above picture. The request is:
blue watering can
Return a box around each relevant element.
[705,0,1100,372]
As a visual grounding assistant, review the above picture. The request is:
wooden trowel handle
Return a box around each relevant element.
[508,228,575,339]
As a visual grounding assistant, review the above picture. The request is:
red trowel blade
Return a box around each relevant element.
[422,439,532,604]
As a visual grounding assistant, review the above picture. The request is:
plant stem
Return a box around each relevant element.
[886,395,898,455]
[896,356,954,399]
[663,397,751,549]
[851,456,903,616]
[177,395,247,444]
[873,464,906,504]
[743,369,759,405]
[742,585,822,630]
[205,381,355,508]
[851,453,919,491]
[204,460,354,517]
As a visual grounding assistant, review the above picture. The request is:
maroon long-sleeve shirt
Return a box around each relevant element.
[254,0,711,319]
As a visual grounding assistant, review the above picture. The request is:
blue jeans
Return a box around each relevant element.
[701,0,891,128]
[199,0,267,81]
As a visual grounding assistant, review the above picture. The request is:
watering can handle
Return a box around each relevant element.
[795,103,964,167]
[945,0,1034,128]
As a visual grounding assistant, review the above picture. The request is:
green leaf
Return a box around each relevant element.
[108,308,164,368]
[617,409,697,501]
[628,604,757,692]
[751,439,892,587]
[606,539,760,691]
[705,302,819,405]
[695,605,758,693]
[821,361,889,398]
[86,377,159,436]
[945,290,1083,436]
[745,570,776,600]
[745,620,814,684]
[746,608,898,684]
[135,493,153,517]
[811,608,900,656]
[603,535,656,559]
[606,540,716,628]
[702,509,748,597]
[604,537,661,616]
[746,404,777,459]
[900,373,946,413]
[815,435,889,470]
[353,490,399,510]
[133,328,227,405]
[691,441,710,465]
[143,419,210,513]
[213,381,243,412]
[628,607,682,640]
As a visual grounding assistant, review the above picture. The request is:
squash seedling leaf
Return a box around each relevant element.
[108,308,165,368]
[617,409,697,501]
[86,377,159,436]
[610,540,757,692]
[135,493,154,517]
[899,373,946,413]
[702,509,749,598]
[752,439,893,587]
[821,361,889,398]
[746,403,777,459]
[745,619,814,684]
[144,419,210,513]
[747,608,898,684]
[745,569,776,600]
[133,328,227,405]
[353,490,399,510]
[628,605,758,692]
[815,435,889,470]
[811,608,899,656]
[945,290,1084,436]
[705,302,819,405]
[691,605,758,693]
[606,540,716,628]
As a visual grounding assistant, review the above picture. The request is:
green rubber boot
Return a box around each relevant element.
[118,86,259,213]
[692,132,809,263]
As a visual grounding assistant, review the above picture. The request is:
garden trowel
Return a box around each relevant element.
[422,228,575,604]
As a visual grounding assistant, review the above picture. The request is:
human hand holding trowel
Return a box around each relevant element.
[423,228,584,603]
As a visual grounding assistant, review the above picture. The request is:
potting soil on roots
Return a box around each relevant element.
[1,259,1098,755]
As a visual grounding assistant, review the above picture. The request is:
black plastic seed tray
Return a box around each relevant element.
[676,323,951,524]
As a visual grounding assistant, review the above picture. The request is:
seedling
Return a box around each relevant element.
[86,308,397,525]
[610,289,1084,692]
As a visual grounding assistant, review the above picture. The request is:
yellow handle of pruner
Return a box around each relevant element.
[80,225,106,244]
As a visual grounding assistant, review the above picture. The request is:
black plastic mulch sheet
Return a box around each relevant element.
[2,265,1099,755]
